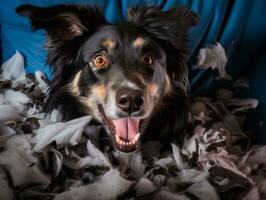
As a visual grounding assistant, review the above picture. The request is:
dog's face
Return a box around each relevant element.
[70,24,169,152]
[17,4,198,152]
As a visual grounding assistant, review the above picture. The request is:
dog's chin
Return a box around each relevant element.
[97,104,146,153]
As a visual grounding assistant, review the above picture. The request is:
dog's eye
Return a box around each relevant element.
[93,54,109,68]
[142,54,154,66]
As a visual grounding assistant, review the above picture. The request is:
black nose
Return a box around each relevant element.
[116,88,145,114]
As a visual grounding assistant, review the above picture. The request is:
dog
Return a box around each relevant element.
[16,4,199,153]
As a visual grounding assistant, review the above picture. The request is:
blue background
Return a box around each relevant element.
[0,0,266,143]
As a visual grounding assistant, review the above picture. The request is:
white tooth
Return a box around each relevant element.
[134,133,140,141]
[118,140,123,145]
[115,134,120,142]
[122,141,126,146]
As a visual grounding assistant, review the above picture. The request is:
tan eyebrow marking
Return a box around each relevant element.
[102,38,116,51]
[132,37,145,48]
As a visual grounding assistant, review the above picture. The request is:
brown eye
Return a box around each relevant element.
[142,54,154,66]
[93,54,109,68]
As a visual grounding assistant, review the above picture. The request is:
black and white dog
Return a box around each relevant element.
[16,4,198,152]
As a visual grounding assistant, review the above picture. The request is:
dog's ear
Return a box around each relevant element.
[127,5,199,49]
[16,4,107,42]
[128,6,199,93]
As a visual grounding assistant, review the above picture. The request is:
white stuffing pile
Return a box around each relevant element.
[0,47,264,200]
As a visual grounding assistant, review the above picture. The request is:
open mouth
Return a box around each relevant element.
[98,104,142,153]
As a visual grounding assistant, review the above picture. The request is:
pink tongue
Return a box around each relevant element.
[112,118,139,141]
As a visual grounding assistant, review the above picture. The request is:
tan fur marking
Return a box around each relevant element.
[102,39,116,51]
[147,83,159,96]
[133,37,145,48]
[92,84,107,102]
[68,70,82,95]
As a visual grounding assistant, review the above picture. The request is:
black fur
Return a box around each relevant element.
[16,4,199,148]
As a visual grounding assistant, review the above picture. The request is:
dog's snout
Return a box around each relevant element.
[116,88,145,114]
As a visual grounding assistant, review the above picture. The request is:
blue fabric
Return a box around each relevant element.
[0,0,266,142]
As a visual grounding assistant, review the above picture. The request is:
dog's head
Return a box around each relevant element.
[17,4,198,152]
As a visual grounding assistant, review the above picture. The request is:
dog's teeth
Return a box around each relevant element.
[134,133,140,141]
[115,134,138,147]
[115,135,122,144]
[115,134,119,141]
[116,136,123,145]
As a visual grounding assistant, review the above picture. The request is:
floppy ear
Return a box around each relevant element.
[16,4,107,43]
[127,5,199,49]
[127,6,199,92]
